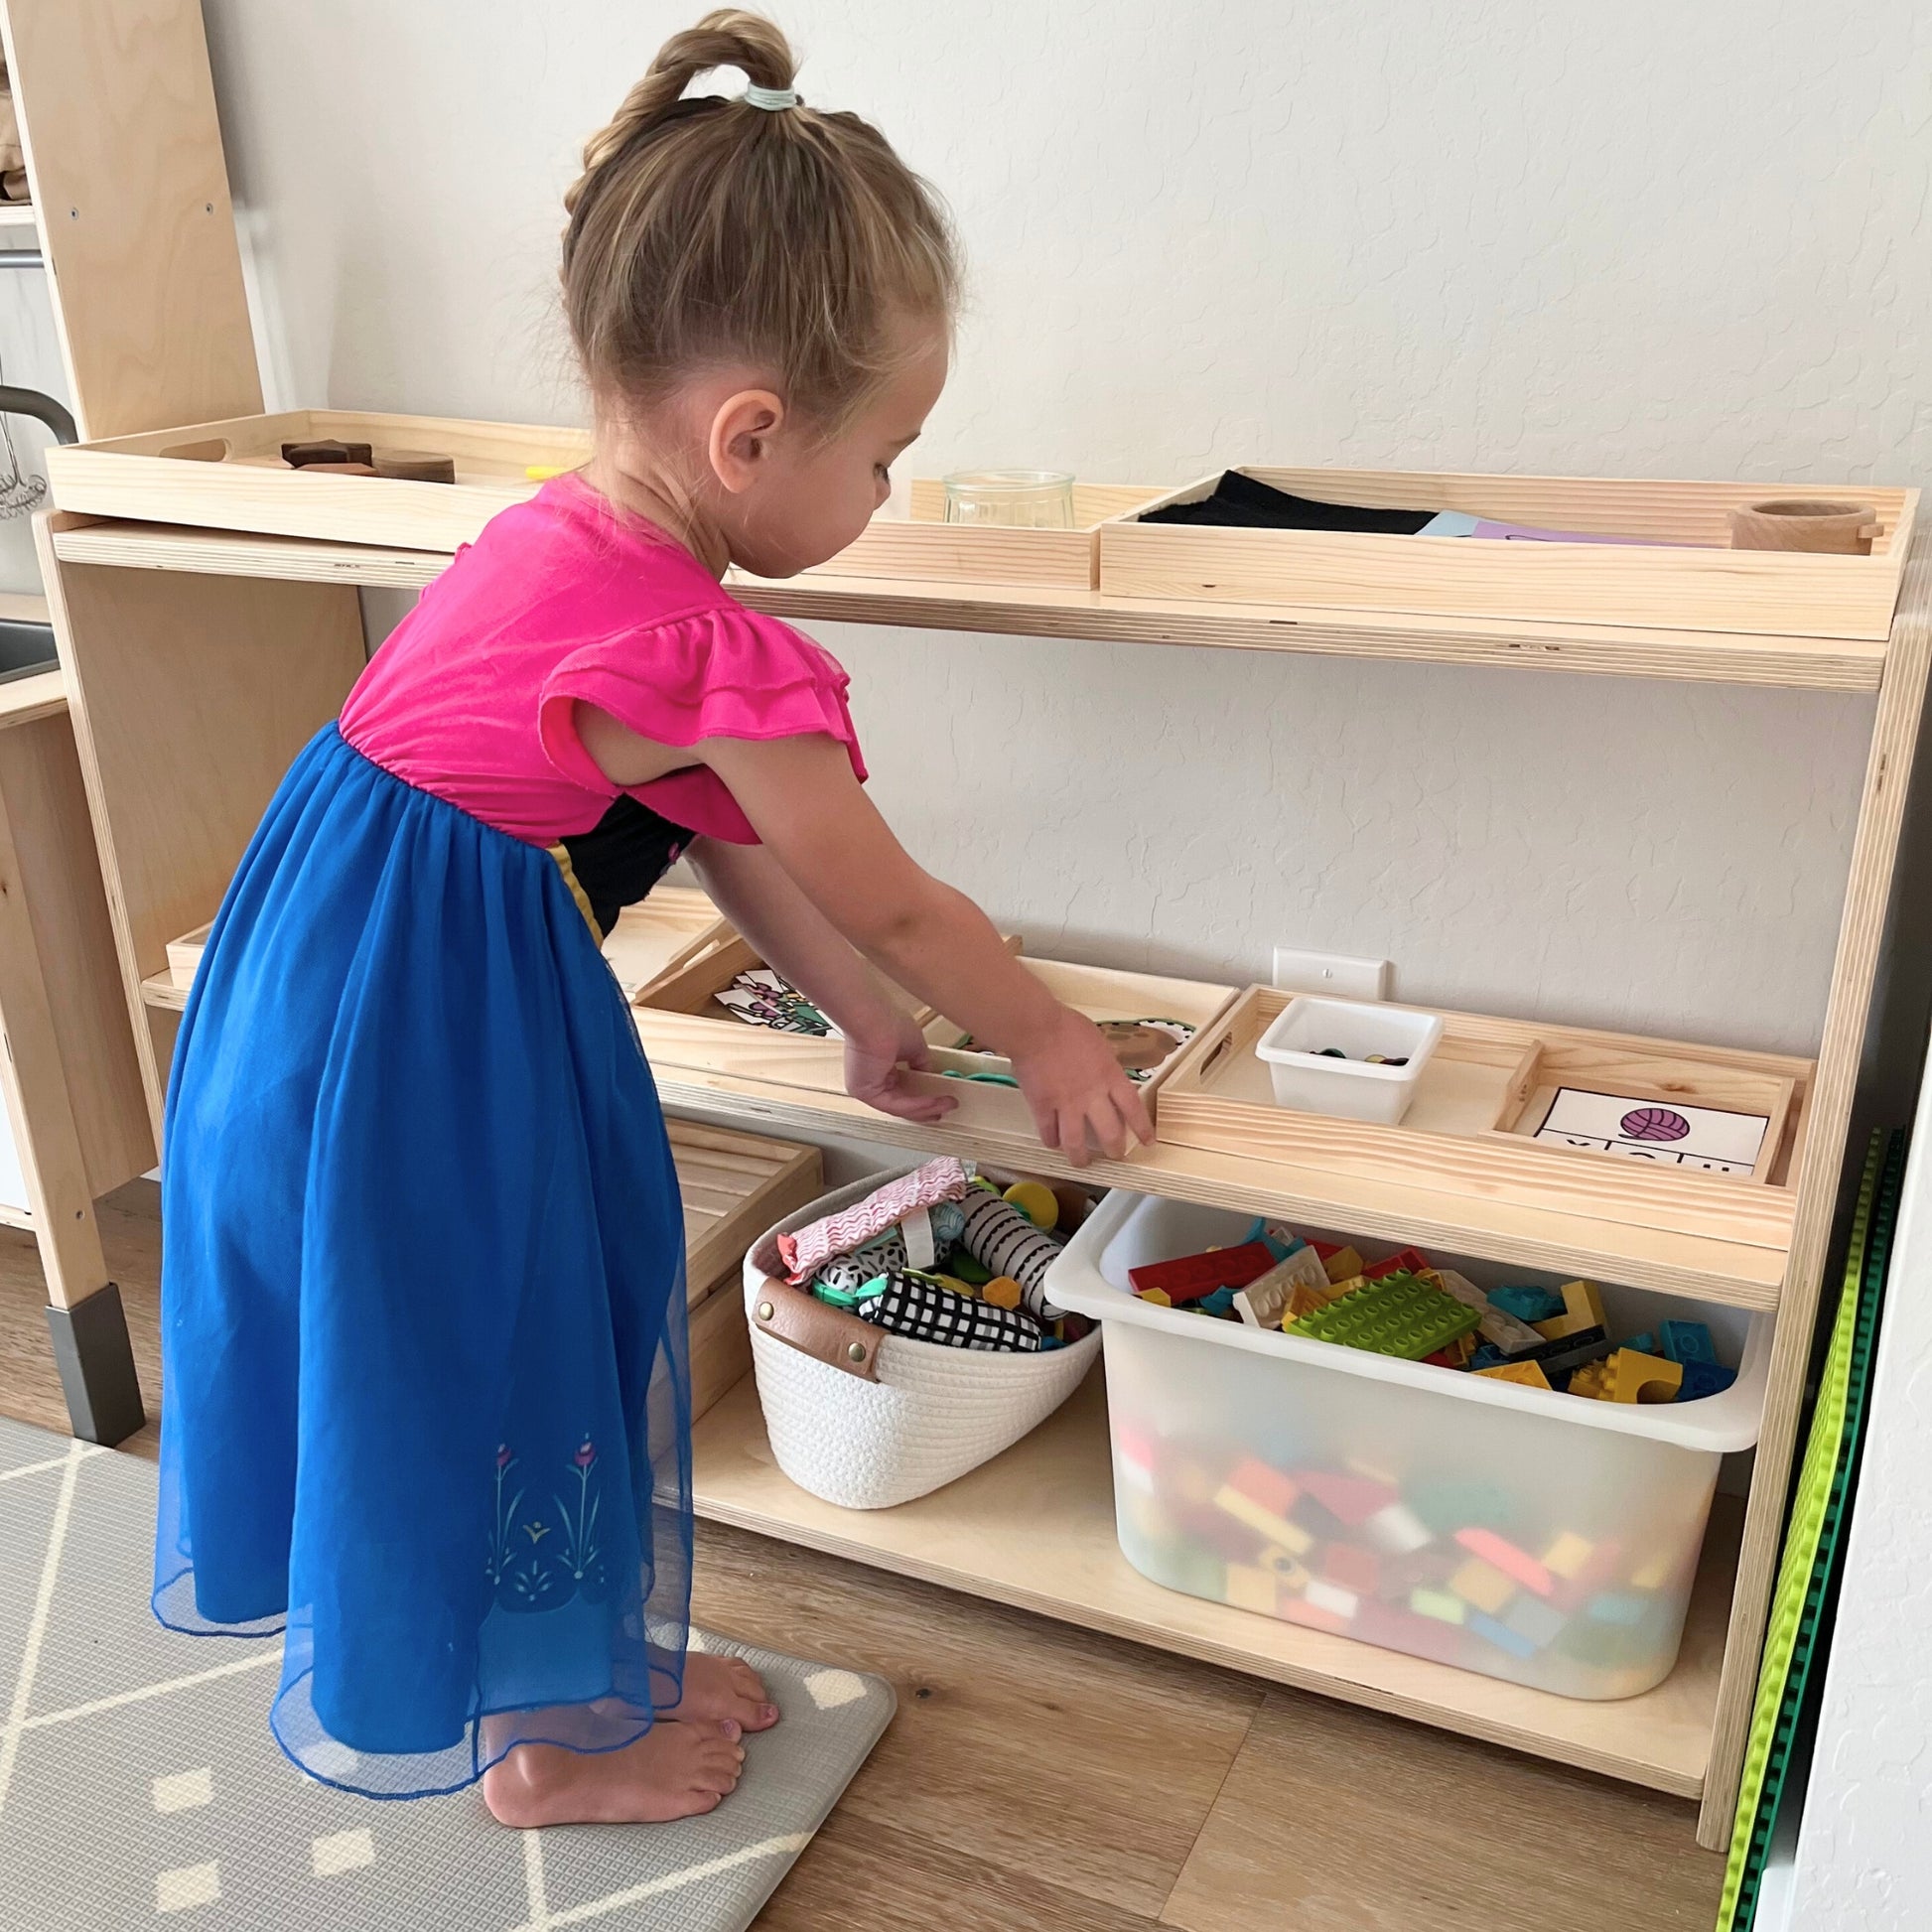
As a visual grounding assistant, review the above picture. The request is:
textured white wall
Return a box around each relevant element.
[196,0,1932,1053]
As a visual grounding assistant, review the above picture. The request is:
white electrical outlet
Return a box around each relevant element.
[1271,947,1390,1001]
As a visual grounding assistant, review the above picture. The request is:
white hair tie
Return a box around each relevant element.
[743,84,799,111]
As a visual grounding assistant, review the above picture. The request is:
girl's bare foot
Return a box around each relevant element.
[483,1720,745,1827]
[665,1652,780,1732]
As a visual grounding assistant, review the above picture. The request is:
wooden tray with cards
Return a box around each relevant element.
[1153,985,1812,1255]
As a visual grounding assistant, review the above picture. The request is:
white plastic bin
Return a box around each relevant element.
[1045,1191,1770,1698]
[1254,996,1443,1124]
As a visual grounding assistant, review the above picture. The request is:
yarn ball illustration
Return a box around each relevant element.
[1620,1106,1691,1143]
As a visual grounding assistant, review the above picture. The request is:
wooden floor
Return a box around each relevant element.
[0,1180,1727,1930]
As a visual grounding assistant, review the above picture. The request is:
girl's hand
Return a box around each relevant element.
[1008,1008,1155,1168]
[843,1008,957,1125]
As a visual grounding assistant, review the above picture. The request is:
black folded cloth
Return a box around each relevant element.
[1141,469,1435,535]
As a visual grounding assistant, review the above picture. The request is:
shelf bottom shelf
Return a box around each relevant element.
[692,1366,1736,1800]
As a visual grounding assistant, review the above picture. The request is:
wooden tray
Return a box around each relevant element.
[1155,986,1812,1252]
[907,957,1236,1133]
[1098,468,1918,641]
[600,886,729,1002]
[801,480,1169,590]
[666,1118,822,1422]
[48,408,590,553]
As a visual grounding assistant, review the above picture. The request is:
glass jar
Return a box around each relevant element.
[941,469,1077,528]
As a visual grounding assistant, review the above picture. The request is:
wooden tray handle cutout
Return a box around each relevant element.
[158,438,231,464]
[751,1278,881,1380]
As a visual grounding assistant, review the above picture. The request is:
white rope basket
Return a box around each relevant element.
[744,1167,1101,1509]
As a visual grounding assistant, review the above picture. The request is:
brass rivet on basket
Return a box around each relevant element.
[847,1342,868,1362]
[757,1302,774,1321]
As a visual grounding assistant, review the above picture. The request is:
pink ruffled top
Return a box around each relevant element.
[340,475,865,845]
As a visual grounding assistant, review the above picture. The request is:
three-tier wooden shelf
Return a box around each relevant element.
[37,426,1928,1853]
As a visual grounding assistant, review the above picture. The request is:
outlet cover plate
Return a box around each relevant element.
[1272,947,1390,1001]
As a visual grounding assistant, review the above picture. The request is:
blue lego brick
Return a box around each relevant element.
[1467,1609,1539,1659]
[1658,1319,1719,1366]
[1487,1285,1566,1324]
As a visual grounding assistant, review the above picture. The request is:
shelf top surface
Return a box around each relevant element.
[49,515,1902,691]
[656,1066,1788,1309]
[692,1373,1734,1797]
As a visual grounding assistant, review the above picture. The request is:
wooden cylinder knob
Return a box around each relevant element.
[1728,499,1880,555]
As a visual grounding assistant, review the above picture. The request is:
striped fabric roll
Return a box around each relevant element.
[856,1271,1043,1352]
[956,1188,1068,1320]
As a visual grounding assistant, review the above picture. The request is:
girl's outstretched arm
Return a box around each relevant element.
[577,704,1150,1162]
[683,835,955,1125]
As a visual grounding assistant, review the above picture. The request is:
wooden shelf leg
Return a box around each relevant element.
[1696,536,1932,1848]
[0,724,144,1444]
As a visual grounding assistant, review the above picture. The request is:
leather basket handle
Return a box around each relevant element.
[750,1278,881,1381]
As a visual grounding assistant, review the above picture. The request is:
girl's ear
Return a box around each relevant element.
[708,387,787,493]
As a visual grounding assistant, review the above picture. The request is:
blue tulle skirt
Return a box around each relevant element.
[155,725,693,1798]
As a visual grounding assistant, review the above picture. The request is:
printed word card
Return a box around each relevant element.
[1532,1088,1768,1175]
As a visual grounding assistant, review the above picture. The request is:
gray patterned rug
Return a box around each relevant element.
[0,1418,893,1930]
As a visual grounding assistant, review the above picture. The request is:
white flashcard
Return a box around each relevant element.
[1532,1087,1767,1173]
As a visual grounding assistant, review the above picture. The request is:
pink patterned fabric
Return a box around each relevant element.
[778,1158,973,1282]
[341,475,867,846]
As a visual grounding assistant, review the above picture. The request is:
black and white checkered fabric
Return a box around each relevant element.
[856,1271,1043,1352]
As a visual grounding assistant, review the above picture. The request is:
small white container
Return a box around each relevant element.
[1044,1190,1769,1699]
[1255,996,1444,1124]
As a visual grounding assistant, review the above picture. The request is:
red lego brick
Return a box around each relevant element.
[1128,1241,1277,1303]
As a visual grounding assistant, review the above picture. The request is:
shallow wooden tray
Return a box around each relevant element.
[802,480,1169,590]
[600,886,729,1003]
[1098,467,1918,640]
[48,408,590,553]
[1155,986,1812,1253]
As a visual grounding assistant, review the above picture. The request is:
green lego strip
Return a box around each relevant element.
[1718,1128,1900,1932]
[1285,1271,1480,1361]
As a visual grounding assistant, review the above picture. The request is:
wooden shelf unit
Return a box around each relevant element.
[692,1370,1740,1801]
[38,485,1932,1854]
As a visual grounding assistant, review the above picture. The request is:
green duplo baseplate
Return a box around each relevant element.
[1286,1271,1480,1360]
[1718,1126,1903,1931]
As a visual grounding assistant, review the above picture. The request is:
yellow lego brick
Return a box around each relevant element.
[1474,1360,1552,1390]
[1604,1348,1683,1404]
[1531,1280,1607,1341]
[1224,1564,1280,1616]
[1542,1531,1595,1580]
[1135,1286,1173,1308]
[1256,1545,1311,1589]
[1449,1556,1515,1615]
[1213,1484,1313,1555]
[1567,1360,1612,1400]
[1322,1246,1364,1285]
[1285,1281,1341,1322]
[1629,1550,1676,1590]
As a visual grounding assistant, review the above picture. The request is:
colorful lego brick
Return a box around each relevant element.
[1501,1592,1568,1649]
[1280,1596,1351,1636]
[1474,1359,1553,1390]
[1676,1360,1737,1401]
[1467,1610,1538,1660]
[1363,1502,1434,1557]
[1298,1469,1398,1528]
[1115,1443,1157,1494]
[1224,1564,1280,1616]
[1454,1527,1554,1597]
[1225,1455,1300,1519]
[1426,1269,1547,1353]
[1531,1279,1607,1342]
[1528,1330,1615,1382]
[1285,1273,1480,1362]
[1487,1284,1566,1324]
[1237,1217,1300,1261]
[1657,1318,1718,1365]
[1321,1544,1381,1595]
[1410,1587,1467,1626]
[1304,1578,1360,1621]
[1587,1590,1650,1625]
[1601,1348,1684,1404]
[1449,1556,1516,1616]
[1623,1330,1657,1358]
[1257,1546,1311,1589]
[1363,1246,1431,1280]
[1198,1286,1239,1317]
[1566,1358,1611,1400]
[1232,1245,1330,1327]
[1421,1346,1460,1368]
[1317,1244,1365,1285]
[1282,1280,1343,1323]
[1212,1482,1313,1556]
[1129,1241,1277,1303]
[1541,1531,1595,1580]
[1628,1550,1677,1591]
[1134,1286,1173,1307]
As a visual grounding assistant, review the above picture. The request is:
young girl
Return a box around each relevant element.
[158,8,1150,1827]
